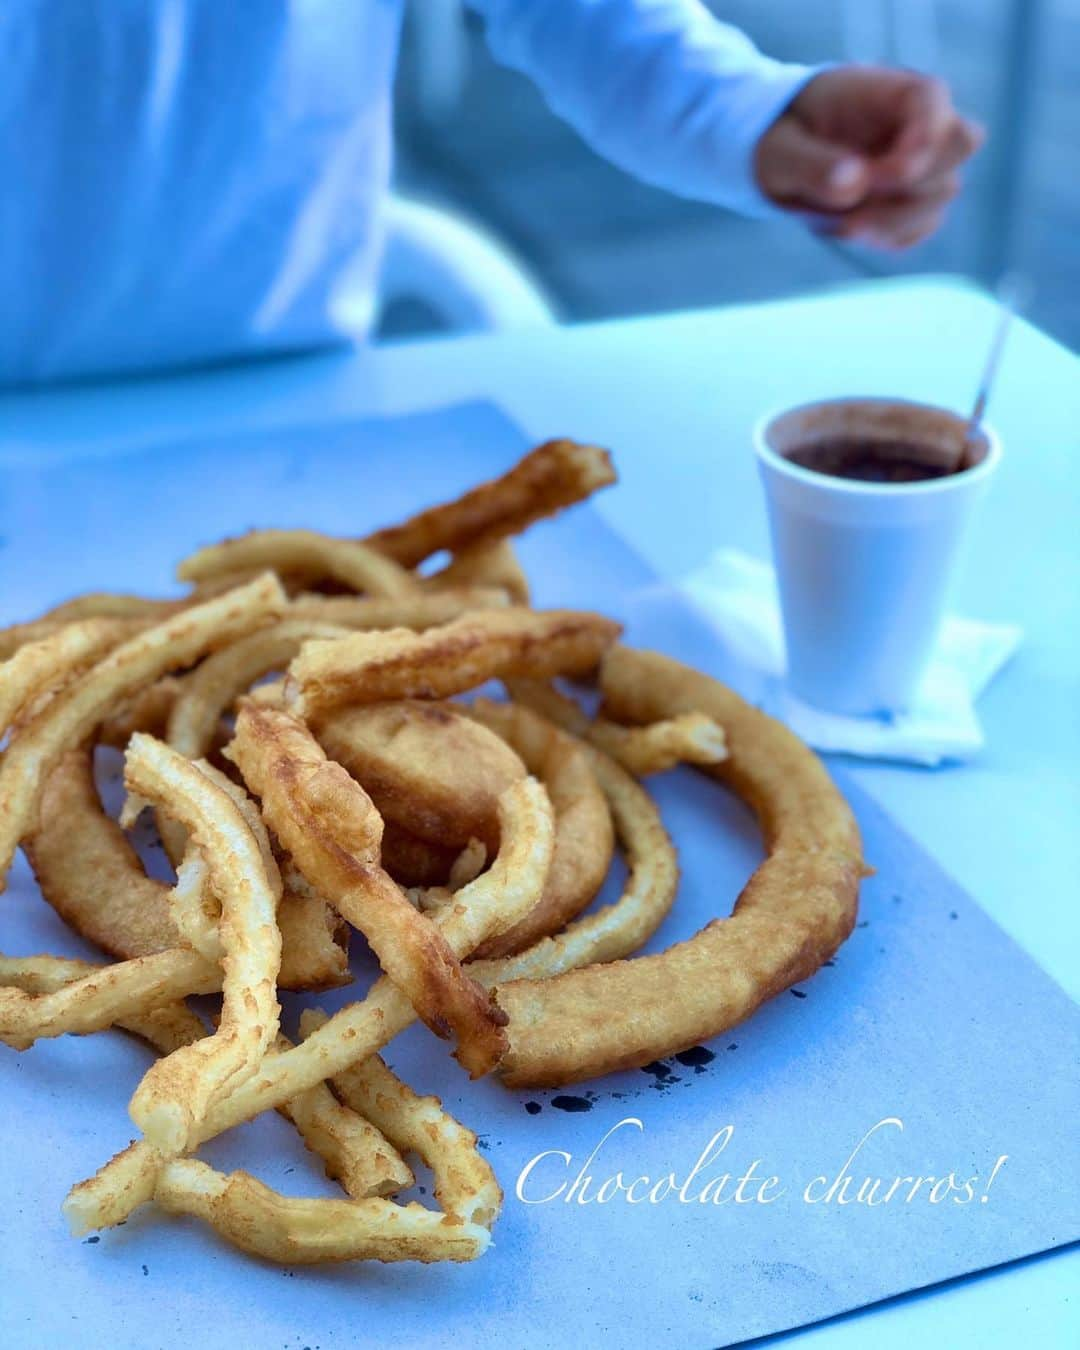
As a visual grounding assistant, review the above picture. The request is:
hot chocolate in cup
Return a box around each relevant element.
[753,397,1002,717]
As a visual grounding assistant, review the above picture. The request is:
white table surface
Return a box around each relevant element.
[1,275,1077,1348]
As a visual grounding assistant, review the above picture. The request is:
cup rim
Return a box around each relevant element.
[753,396,1003,498]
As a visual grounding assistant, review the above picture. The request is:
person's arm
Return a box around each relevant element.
[469,0,820,219]
[470,0,983,248]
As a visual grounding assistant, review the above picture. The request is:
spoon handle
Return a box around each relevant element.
[960,276,1028,469]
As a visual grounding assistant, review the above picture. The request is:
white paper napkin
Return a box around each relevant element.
[674,550,1022,766]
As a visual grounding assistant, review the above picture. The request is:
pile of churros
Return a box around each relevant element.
[0,441,864,1265]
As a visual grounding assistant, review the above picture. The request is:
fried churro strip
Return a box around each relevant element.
[0,947,220,1050]
[278,1092,413,1202]
[98,676,184,748]
[0,957,410,1202]
[25,748,177,959]
[0,610,158,664]
[0,620,65,662]
[465,700,614,959]
[364,439,615,567]
[161,756,280,962]
[0,914,344,1051]
[315,700,525,851]
[246,677,286,709]
[154,1161,490,1265]
[25,747,350,990]
[506,677,728,775]
[0,574,287,889]
[141,1015,505,1266]
[287,587,511,629]
[166,619,351,761]
[448,838,488,890]
[425,539,530,605]
[275,863,353,989]
[270,1033,414,1201]
[65,778,554,1234]
[121,737,282,1153]
[158,763,355,1017]
[1,752,289,1053]
[33,593,188,624]
[227,703,508,1078]
[304,1010,501,1227]
[378,820,460,887]
[471,742,678,982]
[493,647,863,1086]
[0,954,208,1052]
[165,852,217,962]
[0,619,136,732]
[286,607,620,719]
[0,578,263,660]
[177,529,418,598]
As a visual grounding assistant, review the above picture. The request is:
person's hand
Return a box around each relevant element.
[754,66,984,249]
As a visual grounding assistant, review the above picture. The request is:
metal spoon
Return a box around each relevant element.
[958,275,1029,471]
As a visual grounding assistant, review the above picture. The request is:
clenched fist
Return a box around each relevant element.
[754,66,984,249]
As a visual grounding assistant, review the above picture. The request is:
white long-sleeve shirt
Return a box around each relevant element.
[0,0,815,385]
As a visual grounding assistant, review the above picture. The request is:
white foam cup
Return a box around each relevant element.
[753,397,1001,716]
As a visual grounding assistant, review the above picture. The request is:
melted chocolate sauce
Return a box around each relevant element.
[785,437,957,484]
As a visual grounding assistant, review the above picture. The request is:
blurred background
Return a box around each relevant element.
[383,0,1078,349]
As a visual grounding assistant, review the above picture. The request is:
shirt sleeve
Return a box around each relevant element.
[468,0,822,218]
